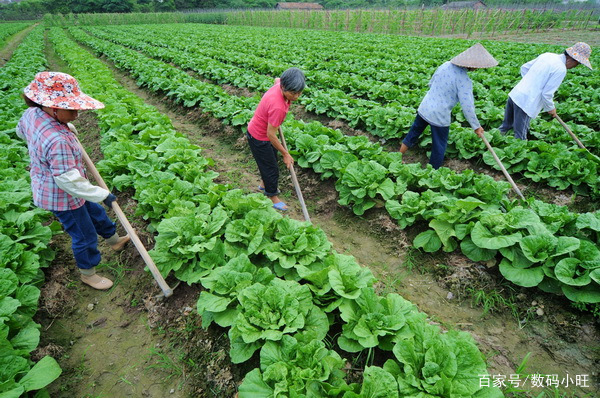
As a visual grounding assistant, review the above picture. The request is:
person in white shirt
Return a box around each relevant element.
[400,43,497,169]
[499,42,592,140]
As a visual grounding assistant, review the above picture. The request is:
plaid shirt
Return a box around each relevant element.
[16,107,86,211]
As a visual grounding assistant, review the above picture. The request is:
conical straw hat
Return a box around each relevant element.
[450,43,498,69]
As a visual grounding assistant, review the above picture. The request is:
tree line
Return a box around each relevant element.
[0,0,570,21]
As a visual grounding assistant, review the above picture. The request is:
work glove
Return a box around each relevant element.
[103,193,116,208]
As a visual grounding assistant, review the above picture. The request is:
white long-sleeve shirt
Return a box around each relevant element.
[509,53,567,119]
[54,169,110,203]
[417,62,480,129]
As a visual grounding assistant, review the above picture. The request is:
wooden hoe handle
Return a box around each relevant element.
[554,114,587,151]
[481,135,526,202]
[278,127,311,223]
[72,131,173,297]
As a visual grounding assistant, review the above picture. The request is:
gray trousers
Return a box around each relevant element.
[499,97,531,140]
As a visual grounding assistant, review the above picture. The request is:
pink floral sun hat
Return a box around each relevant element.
[566,42,592,70]
[24,71,104,110]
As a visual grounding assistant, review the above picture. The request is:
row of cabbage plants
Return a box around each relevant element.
[89,23,598,132]
[0,22,29,49]
[0,27,63,398]
[66,27,600,306]
[81,25,600,197]
[49,27,503,397]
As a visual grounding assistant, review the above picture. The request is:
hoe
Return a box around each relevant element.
[69,124,175,298]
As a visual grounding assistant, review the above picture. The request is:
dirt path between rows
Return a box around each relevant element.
[36,31,600,397]
[0,23,37,66]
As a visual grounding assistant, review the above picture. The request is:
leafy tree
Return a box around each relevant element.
[155,0,177,11]
[101,0,136,12]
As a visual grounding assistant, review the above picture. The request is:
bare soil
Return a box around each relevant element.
[32,28,600,398]
[489,29,600,48]
[437,28,600,48]
[0,23,36,66]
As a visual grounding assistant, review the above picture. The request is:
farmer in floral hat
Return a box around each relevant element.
[247,67,305,211]
[16,71,129,290]
[499,42,592,140]
[400,43,497,169]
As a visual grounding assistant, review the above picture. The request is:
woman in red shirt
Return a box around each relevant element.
[247,68,305,211]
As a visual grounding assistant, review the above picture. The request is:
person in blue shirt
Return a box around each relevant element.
[400,43,497,169]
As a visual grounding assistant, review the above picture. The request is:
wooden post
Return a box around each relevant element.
[584,10,594,30]
[572,10,581,30]
[462,9,469,35]
[401,9,406,34]
[505,10,517,34]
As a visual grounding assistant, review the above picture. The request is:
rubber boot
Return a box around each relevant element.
[80,267,113,290]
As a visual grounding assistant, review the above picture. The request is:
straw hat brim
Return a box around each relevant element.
[450,43,498,69]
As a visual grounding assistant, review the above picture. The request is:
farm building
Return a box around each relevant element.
[275,2,324,10]
[441,1,487,10]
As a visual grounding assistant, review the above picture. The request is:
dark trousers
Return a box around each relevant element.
[499,97,531,140]
[402,113,450,169]
[52,201,116,270]
[247,132,280,197]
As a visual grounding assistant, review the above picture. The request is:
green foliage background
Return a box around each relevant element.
[0,0,574,21]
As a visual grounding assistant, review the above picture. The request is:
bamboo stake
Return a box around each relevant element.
[71,127,174,298]
[481,135,526,201]
[584,10,594,30]
[278,127,311,223]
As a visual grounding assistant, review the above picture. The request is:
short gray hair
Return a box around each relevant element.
[280,67,305,93]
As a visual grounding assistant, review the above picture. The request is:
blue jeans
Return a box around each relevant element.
[499,97,531,140]
[52,201,116,270]
[403,113,450,169]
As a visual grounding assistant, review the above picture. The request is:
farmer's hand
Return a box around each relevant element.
[283,153,294,169]
[547,109,557,118]
[474,127,485,138]
[103,193,116,208]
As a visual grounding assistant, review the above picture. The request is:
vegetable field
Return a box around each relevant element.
[1,20,599,397]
